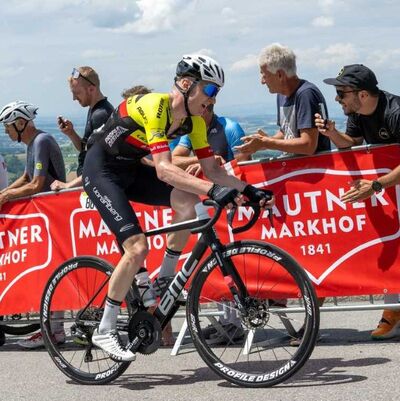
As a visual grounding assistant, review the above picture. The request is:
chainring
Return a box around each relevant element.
[128,311,162,355]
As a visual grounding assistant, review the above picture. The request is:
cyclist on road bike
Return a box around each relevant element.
[83,54,274,361]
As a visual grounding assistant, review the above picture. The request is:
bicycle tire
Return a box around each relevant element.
[40,256,133,385]
[0,315,40,335]
[186,240,319,388]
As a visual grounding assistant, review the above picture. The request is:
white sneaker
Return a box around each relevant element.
[18,331,65,349]
[91,329,136,362]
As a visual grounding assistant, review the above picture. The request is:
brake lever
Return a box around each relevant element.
[267,208,274,228]
[227,206,237,228]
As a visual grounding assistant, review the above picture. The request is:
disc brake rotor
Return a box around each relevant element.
[242,298,269,329]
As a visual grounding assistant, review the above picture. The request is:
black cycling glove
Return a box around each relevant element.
[208,184,239,207]
[243,185,273,203]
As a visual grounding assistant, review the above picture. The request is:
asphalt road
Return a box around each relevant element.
[1,309,399,401]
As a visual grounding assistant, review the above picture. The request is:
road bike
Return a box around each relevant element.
[40,200,319,387]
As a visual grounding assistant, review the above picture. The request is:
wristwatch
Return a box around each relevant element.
[371,180,383,193]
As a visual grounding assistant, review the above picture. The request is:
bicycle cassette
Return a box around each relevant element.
[128,311,162,354]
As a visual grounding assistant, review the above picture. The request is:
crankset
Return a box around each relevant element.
[128,311,162,355]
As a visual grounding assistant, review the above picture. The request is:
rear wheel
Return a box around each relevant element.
[40,256,135,384]
[0,314,40,335]
[187,240,319,387]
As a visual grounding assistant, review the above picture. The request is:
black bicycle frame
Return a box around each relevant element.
[141,214,250,329]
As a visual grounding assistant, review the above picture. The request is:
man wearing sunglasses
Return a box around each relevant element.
[317,64,400,341]
[316,64,400,149]
[51,66,114,190]
[82,54,273,361]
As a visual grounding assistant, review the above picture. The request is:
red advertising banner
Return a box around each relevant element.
[0,144,399,314]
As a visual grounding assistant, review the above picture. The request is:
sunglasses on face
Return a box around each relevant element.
[71,68,96,86]
[202,83,220,98]
[336,89,360,99]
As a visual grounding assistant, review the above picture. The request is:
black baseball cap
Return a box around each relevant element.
[323,64,378,91]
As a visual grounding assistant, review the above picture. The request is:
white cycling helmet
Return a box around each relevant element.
[0,101,38,125]
[176,54,225,87]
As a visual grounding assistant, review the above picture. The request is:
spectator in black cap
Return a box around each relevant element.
[315,63,400,148]
[315,64,400,341]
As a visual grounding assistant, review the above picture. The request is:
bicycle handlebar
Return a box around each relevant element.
[190,199,273,234]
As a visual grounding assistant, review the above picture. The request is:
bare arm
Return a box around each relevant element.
[171,145,199,169]
[379,164,400,188]
[0,172,30,193]
[235,128,319,155]
[341,164,400,203]
[172,145,226,169]
[0,175,46,209]
[199,156,247,192]
[314,113,363,148]
[153,151,213,195]
[51,175,83,191]
[271,130,285,139]
[233,150,252,162]
[153,150,248,195]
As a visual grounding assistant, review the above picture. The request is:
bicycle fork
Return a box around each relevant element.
[205,230,250,318]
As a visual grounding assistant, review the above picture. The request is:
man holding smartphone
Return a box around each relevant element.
[315,64,400,340]
[315,64,400,149]
[51,66,114,190]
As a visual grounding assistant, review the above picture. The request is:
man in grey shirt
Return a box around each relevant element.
[0,100,66,349]
[0,101,65,208]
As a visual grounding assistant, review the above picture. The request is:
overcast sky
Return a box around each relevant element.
[1,0,399,120]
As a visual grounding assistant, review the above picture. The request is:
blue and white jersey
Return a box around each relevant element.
[177,114,245,162]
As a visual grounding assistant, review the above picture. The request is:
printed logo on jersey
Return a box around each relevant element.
[148,131,166,143]
[104,126,129,147]
[156,98,165,119]
[378,128,390,140]
[35,162,43,170]
[137,106,148,124]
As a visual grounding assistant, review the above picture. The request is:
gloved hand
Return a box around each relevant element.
[207,184,239,207]
[242,185,273,203]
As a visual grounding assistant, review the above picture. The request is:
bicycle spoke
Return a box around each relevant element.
[187,241,319,387]
[40,257,132,384]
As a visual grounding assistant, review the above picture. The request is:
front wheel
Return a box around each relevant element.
[187,240,319,387]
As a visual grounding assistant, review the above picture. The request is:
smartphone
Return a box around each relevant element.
[57,115,66,129]
[318,103,328,129]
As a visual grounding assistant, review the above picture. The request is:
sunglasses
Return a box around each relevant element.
[336,89,360,99]
[71,68,96,86]
[202,83,220,98]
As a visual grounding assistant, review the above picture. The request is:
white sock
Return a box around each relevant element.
[98,297,121,334]
[159,248,181,278]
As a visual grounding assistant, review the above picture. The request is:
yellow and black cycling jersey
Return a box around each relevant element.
[92,92,213,161]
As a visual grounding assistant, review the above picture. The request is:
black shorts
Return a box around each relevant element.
[82,143,172,244]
